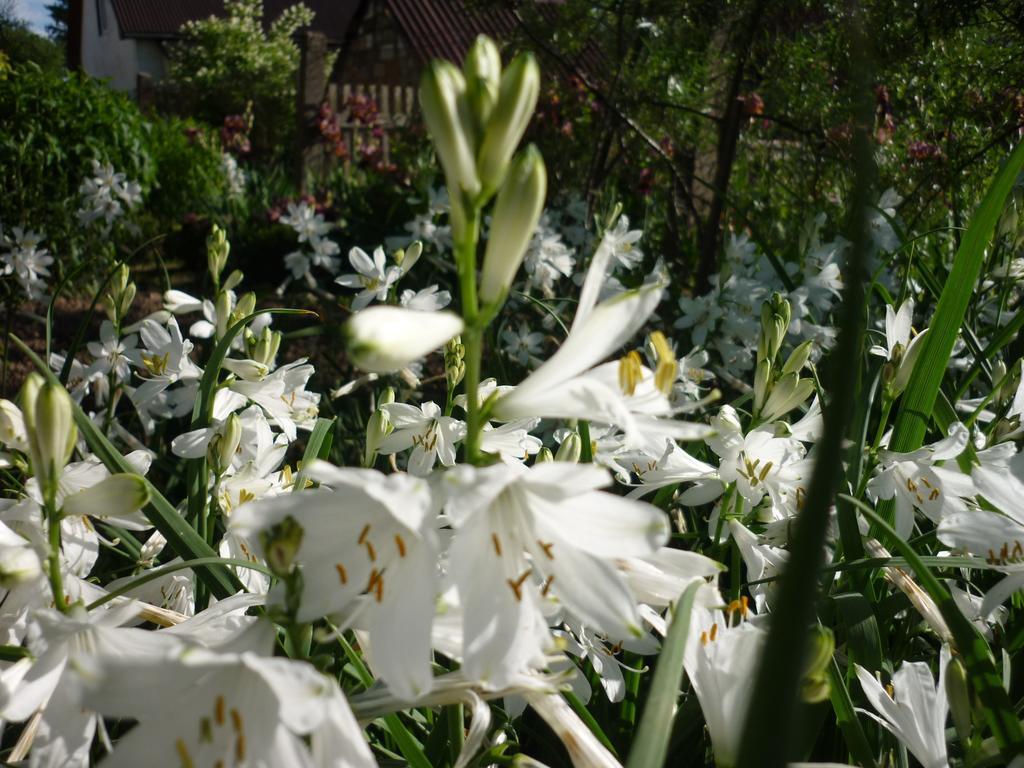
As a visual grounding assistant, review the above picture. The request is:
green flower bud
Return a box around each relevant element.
[208,413,242,476]
[25,378,76,497]
[753,359,772,414]
[762,374,815,423]
[477,52,540,199]
[215,290,232,339]
[479,146,547,308]
[260,515,305,577]
[249,327,282,367]
[420,60,481,197]
[223,269,244,292]
[555,432,582,463]
[364,388,396,468]
[233,292,257,324]
[781,340,814,376]
[800,627,834,703]
[945,655,972,743]
[463,35,502,132]
[62,473,150,521]
[445,335,466,389]
[104,264,135,322]
[207,224,230,284]
[395,240,423,276]
[535,446,554,463]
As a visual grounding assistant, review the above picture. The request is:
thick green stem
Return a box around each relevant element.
[44,494,66,613]
[454,203,486,464]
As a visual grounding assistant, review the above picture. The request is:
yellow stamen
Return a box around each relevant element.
[618,350,643,396]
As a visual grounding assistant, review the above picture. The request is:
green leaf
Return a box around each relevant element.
[624,580,701,768]
[888,140,1024,454]
[833,593,884,672]
[292,417,335,494]
[844,495,1024,753]
[826,657,879,768]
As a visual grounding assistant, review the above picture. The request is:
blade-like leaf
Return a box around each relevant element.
[624,580,701,768]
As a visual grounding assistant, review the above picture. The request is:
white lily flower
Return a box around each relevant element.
[938,510,1024,616]
[83,641,376,768]
[400,283,452,311]
[377,401,466,476]
[683,584,766,768]
[625,440,724,504]
[443,462,669,686]
[867,422,974,539]
[868,298,929,395]
[128,317,203,406]
[346,306,463,374]
[336,246,402,310]
[233,463,439,700]
[854,647,950,768]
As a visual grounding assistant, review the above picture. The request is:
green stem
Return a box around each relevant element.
[454,204,485,464]
[44,494,66,613]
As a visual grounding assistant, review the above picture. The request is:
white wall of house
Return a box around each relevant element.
[80,0,169,95]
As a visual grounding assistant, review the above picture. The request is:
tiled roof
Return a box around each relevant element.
[383,0,605,82]
[109,0,362,42]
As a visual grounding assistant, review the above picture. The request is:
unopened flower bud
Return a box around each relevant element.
[0,522,40,587]
[463,35,502,132]
[480,146,546,307]
[420,60,480,197]
[62,473,150,521]
[346,307,464,374]
[535,446,554,463]
[364,406,393,469]
[104,264,135,322]
[445,335,466,388]
[945,654,972,743]
[395,240,423,276]
[260,515,305,577]
[477,52,540,198]
[781,340,814,375]
[758,293,790,365]
[207,224,230,284]
[233,292,257,325]
[208,413,242,476]
[753,359,772,414]
[249,327,281,367]
[0,399,29,453]
[223,269,244,292]
[215,290,232,339]
[800,627,834,703]
[24,377,76,495]
[555,432,582,463]
[762,373,815,423]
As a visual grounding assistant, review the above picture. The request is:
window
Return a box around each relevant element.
[95,0,107,36]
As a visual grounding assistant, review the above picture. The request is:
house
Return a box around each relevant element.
[71,0,600,101]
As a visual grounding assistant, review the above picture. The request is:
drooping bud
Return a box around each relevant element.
[346,307,464,374]
[62,473,150,521]
[945,654,972,743]
[420,60,481,197]
[463,35,502,133]
[207,224,230,285]
[781,340,814,376]
[555,432,582,463]
[445,335,466,389]
[208,413,242,476]
[479,146,546,307]
[761,373,815,423]
[477,52,540,198]
[223,269,244,292]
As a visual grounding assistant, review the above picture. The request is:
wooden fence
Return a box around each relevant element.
[295,32,417,189]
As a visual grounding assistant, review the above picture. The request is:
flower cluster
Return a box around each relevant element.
[76,159,143,232]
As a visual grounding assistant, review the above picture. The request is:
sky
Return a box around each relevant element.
[11,0,50,34]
